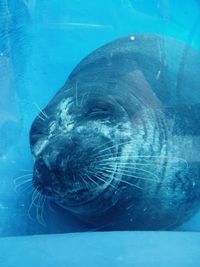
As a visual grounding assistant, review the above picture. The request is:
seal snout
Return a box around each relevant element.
[55,138,101,187]
[49,130,116,204]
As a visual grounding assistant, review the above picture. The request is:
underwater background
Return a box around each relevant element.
[0,0,200,266]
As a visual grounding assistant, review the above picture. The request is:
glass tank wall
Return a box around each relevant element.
[0,0,200,238]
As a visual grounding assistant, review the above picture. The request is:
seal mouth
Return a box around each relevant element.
[51,139,125,208]
[53,171,117,207]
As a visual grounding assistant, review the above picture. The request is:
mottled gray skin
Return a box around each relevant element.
[30,34,200,230]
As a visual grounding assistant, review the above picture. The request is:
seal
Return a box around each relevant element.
[29,34,200,230]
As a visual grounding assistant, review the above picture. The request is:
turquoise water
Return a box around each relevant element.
[1,1,200,266]
[0,0,200,239]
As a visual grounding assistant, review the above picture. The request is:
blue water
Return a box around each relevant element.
[0,0,200,266]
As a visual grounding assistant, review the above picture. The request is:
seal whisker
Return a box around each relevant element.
[13,173,33,183]
[38,115,46,121]
[14,178,33,193]
[79,174,90,189]
[116,170,159,183]
[80,91,89,106]
[94,151,185,162]
[84,173,100,187]
[92,174,108,187]
[99,165,160,181]
[93,153,136,163]
[99,162,162,168]
[36,193,46,226]
[93,155,188,167]
[86,169,111,186]
[94,140,132,155]
[17,183,34,194]
[91,139,116,153]
[35,193,42,225]
[98,161,186,174]
[63,86,73,93]
[40,194,47,226]
[100,162,166,167]
[38,114,45,121]
[14,178,32,187]
[86,170,120,191]
[116,178,143,190]
[96,166,160,183]
[13,175,33,192]
[33,102,49,119]
[27,188,40,221]
[94,173,122,192]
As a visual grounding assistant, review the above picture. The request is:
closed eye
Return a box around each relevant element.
[90,107,110,114]
[87,106,112,118]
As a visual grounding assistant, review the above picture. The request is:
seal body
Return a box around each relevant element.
[30,34,200,230]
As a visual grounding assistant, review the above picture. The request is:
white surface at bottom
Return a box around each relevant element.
[0,231,199,267]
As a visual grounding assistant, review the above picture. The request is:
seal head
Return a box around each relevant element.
[30,86,135,217]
